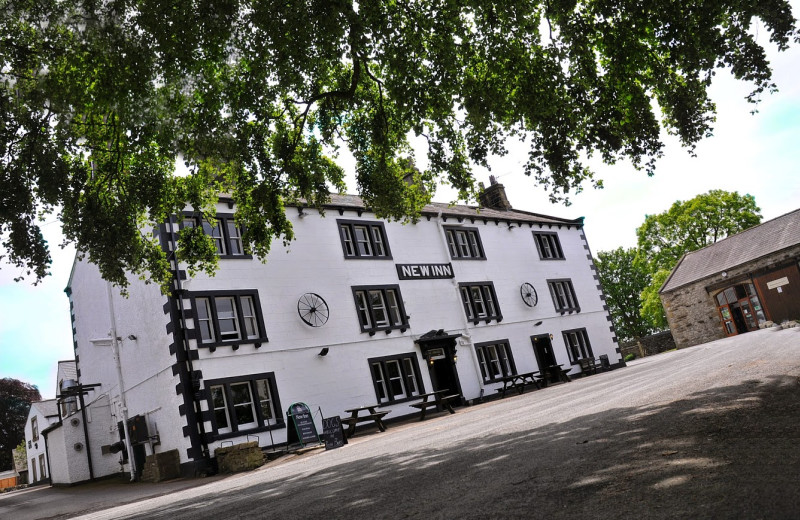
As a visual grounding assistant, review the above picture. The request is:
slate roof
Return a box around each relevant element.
[58,360,77,381]
[32,399,60,418]
[660,208,800,293]
[324,194,583,226]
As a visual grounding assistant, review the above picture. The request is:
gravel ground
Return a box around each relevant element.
[5,327,799,520]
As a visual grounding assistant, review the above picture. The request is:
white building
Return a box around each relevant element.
[24,400,57,485]
[60,181,624,481]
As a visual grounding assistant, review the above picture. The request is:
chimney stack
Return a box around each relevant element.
[478,175,512,211]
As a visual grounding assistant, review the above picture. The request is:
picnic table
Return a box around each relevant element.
[542,364,572,386]
[496,371,542,397]
[408,390,460,420]
[340,404,390,438]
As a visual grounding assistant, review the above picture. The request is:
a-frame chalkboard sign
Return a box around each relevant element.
[285,402,321,448]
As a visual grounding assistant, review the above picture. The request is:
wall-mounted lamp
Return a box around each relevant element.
[453,354,458,363]
[127,334,137,341]
[721,271,728,278]
[534,321,543,327]
[298,207,308,219]
[549,333,554,340]
[318,347,329,357]
[429,357,435,366]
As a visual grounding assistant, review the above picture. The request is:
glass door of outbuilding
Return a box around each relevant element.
[715,282,765,336]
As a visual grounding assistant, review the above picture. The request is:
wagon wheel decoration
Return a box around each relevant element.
[297,293,330,327]
[520,283,538,307]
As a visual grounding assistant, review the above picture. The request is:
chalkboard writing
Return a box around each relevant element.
[286,402,320,447]
[322,416,346,450]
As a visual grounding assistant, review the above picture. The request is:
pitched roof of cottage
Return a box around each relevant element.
[57,360,77,382]
[31,399,60,418]
[325,194,583,226]
[660,208,800,293]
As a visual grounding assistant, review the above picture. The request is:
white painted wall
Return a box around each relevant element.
[69,199,622,465]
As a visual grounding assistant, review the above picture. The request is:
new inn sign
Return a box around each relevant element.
[396,263,455,280]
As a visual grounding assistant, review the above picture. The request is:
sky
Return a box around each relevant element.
[2,19,800,400]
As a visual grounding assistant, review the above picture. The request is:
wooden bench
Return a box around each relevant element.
[408,391,460,420]
[340,406,390,438]
[578,358,598,375]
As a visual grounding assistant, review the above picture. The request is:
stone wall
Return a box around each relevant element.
[661,245,800,349]
[215,442,265,474]
[140,449,181,483]
[619,331,676,358]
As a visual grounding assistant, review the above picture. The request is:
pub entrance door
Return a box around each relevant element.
[416,331,464,406]
[531,334,557,370]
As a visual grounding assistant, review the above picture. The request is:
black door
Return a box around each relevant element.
[420,339,463,405]
[531,334,557,369]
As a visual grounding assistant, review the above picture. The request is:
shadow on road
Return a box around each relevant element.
[199,374,800,519]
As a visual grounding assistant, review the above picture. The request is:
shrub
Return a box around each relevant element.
[624,353,636,362]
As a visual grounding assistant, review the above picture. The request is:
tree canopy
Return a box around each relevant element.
[595,189,762,337]
[594,247,655,342]
[636,189,763,272]
[1,0,796,290]
[0,378,41,471]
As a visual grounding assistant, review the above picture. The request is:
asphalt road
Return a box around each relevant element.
[5,327,800,519]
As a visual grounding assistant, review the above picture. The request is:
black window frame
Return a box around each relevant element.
[459,282,502,324]
[181,213,251,259]
[547,279,580,314]
[562,328,594,365]
[368,353,426,404]
[533,231,565,260]
[352,284,409,335]
[443,226,486,260]
[474,340,517,383]
[203,372,284,441]
[337,219,393,260]
[190,290,268,350]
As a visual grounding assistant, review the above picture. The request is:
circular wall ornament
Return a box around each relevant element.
[520,283,538,307]
[297,293,330,327]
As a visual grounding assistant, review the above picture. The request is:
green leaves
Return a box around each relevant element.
[0,1,795,289]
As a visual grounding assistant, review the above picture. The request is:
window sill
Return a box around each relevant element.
[208,421,285,442]
[365,325,408,336]
[449,256,487,261]
[343,255,394,260]
[200,338,268,352]
[218,254,254,260]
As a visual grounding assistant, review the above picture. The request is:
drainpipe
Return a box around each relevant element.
[433,209,486,395]
[107,282,136,482]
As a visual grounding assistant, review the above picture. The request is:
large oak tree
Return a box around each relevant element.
[0,378,41,471]
[1,0,796,290]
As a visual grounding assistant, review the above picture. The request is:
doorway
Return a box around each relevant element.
[416,332,464,405]
[531,334,557,369]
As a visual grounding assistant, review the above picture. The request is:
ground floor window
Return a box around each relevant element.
[369,353,424,404]
[562,328,593,364]
[475,340,516,383]
[39,454,46,480]
[205,373,283,440]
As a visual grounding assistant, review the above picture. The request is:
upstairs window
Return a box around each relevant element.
[192,290,267,349]
[444,226,485,260]
[460,282,502,324]
[182,214,248,258]
[353,285,408,334]
[475,341,517,383]
[548,279,580,313]
[369,353,424,404]
[31,416,39,441]
[533,232,565,260]
[338,220,392,259]
[563,328,593,364]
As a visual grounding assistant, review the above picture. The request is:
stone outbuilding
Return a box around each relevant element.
[660,208,800,348]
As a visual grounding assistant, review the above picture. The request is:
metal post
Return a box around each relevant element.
[107,281,136,481]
